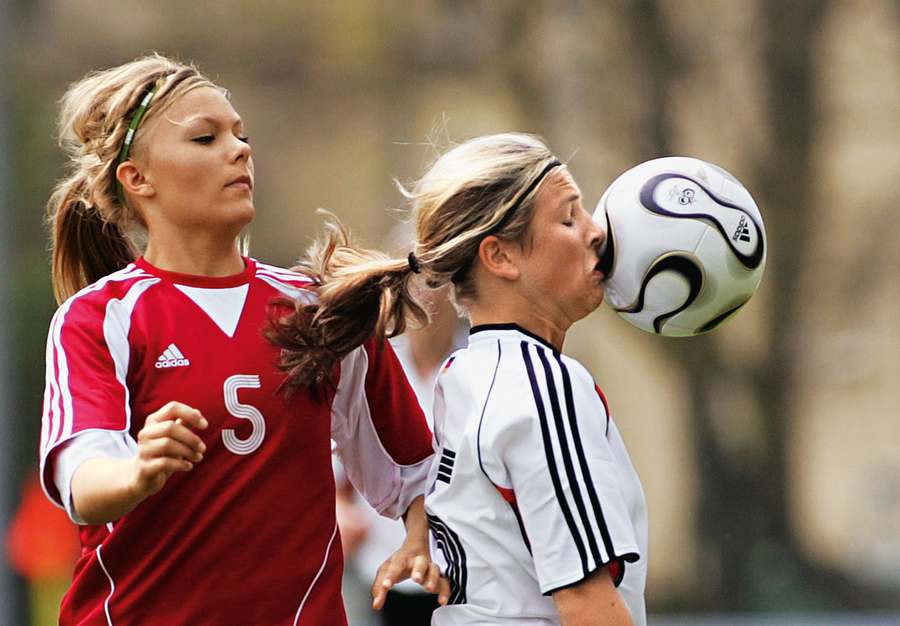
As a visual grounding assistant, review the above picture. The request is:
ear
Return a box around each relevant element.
[477,235,520,281]
[116,161,155,199]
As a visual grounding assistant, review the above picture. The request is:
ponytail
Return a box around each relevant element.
[47,176,136,304]
[46,54,220,304]
[267,217,427,393]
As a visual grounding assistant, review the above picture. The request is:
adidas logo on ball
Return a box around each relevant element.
[732,215,751,242]
[155,343,190,369]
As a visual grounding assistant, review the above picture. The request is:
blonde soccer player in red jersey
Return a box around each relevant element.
[40,54,447,625]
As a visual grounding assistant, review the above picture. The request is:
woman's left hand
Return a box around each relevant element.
[370,496,450,609]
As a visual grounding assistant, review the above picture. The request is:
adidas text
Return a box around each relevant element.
[156,358,190,369]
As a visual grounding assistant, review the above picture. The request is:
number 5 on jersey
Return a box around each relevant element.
[222,375,266,455]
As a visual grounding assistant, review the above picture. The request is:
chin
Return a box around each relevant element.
[227,203,256,227]
[583,285,605,314]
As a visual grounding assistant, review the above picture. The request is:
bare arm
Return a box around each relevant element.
[370,495,450,610]
[553,566,633,626]
[70,402,207,524]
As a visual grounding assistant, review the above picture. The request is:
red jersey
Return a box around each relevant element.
[40,257,434,626]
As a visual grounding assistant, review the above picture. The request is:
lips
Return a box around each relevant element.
[227,175,253,189]
[595,238,613,279]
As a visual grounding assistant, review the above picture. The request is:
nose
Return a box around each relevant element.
[230,135,252,163]
[587,212,606,252]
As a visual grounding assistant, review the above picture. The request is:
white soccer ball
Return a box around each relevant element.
[593,156,766,336]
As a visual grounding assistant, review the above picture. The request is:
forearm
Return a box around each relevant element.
[554,567,633,626]
[559,607,632,626]
[66,402,206,525]
[70,456,144,524]
[402,494,429,546]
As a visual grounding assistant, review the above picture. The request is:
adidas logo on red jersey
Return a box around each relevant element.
[155,343,190,369]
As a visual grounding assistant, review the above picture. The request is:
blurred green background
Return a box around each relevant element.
[1,1,899,624]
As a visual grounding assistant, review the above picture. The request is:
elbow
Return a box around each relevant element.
[552,565,633,626]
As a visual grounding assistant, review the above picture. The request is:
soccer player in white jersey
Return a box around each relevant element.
[374,133,649,625]
[40,54,448,625]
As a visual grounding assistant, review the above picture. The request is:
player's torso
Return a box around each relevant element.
[426,340,562,625]
[426,333,648,626]
[65,268,345,626]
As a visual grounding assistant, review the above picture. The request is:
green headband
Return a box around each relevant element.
[115,81,159,203]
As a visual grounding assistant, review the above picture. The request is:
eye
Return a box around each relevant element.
[238,135,250,144]
[192,135,214,144]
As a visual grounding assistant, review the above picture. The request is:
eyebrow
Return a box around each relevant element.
[557,192,581,209]
[182,114,243,128]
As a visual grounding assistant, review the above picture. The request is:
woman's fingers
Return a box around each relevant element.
[138,436,203,463]
[134,456,194,496]
[143,456,193,476]
[423,561,442,593]
[146,401,208,431]
[138,411,207,456]
[131,401,208,498]
[436,576,451,605]
[371,556,407,610]
[409,554,429,585]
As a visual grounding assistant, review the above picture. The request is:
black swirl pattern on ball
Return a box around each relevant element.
[697,301,747,334]
[639,173,765,270]
[595,201,615,277]
[615,255,703,334]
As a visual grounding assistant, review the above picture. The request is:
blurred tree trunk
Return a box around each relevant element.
[627,0,866,610]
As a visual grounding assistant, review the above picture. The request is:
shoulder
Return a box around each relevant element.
[252,259,318,302]
[455,342,542,435]
[556,352,610,414]
[506,343,609,431]
[53,265,159,324]
[253,260,316,285]
[557,352,600,395]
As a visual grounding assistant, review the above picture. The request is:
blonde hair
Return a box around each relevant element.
[47,54,222,303]
[270,133,557,391]
[406,132,557,302]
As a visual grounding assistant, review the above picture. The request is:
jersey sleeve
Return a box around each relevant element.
[53,430,137,523]
[489,344,641,595]
[40,283,148,508]
[331,337,435,519]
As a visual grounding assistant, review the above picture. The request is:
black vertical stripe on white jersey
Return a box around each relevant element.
[476,340,503,482]
[535,347,604,571]
[554,351,617,565]
[520,341,589,575]
[427,513,468,605]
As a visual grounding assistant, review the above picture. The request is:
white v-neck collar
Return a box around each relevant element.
[174,284,249,338]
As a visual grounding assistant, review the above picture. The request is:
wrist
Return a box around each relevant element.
[125,456,150,504]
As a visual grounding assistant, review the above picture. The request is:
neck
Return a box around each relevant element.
[468,294,568,351]
[406,302,461,377]
[144,228,245,277]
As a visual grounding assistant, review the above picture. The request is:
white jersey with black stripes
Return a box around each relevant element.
[425,324,648,626]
